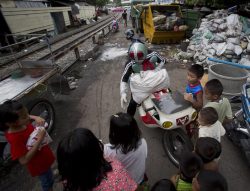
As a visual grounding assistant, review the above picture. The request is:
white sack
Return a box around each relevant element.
[234,45,243,56]
[227,37,240,45]
[218,23,227,31]
[226,29,239,37]
[239,57,250,67]
[213,42,227,56]
[213,19,224,24]
[226,14,243,32]
[208,48,216,55]
[130,69,170,104]
[226,43,235,51]
[247,43,250,52]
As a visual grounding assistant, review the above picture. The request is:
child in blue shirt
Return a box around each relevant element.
[184,64,204,111]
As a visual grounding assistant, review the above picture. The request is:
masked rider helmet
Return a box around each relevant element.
[129,42,148,64]
[125,29,135,40]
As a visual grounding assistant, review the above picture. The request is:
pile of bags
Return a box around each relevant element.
[153,10,188,32]
[176,10,250,67]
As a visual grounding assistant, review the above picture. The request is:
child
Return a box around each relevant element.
[184,64,204,111]
[122,9,128,27]
[194,137,222,171]
[57,128,137,191]
[170,151,203,191]
[204,79,233,124]
[151,179,176,191]
[198,107,225,142]
[0,100,55,191]
[192,170,228,191]
[104,112,147,184]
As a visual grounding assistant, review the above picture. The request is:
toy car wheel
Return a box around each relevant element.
[162,128,193,167]
[27,98,55,134]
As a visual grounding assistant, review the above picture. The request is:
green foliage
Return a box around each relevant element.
[114,0,122,6]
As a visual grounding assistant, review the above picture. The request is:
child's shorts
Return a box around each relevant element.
[39,168,54,191]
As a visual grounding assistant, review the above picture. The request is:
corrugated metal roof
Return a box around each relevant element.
[15,1,46,8]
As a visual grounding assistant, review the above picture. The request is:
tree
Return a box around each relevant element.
[113,0,121,6]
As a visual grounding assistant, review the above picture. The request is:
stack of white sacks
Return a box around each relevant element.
[176,10,250,67]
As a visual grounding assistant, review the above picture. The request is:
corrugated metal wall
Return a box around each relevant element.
[15,1,46,8]
[0,5,95,35]
[78,6,95,19]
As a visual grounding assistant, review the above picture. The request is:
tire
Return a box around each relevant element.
[162,128,194,167]
[26,98,55,134]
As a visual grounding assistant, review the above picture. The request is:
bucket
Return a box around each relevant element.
[208,64,249,96]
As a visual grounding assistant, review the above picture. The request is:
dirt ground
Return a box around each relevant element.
[1,19,250,191]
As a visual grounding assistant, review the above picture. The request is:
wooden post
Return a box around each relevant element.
[74,47,80,59]
[92,36,96,44]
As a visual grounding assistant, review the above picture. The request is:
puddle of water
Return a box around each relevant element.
[100,47,127,61]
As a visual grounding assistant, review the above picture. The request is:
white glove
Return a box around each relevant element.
[154,61,164,72]
[120,93,127,109]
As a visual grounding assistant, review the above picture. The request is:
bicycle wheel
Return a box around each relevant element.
[27,98,55,134]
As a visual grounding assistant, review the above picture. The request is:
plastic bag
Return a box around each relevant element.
[26,124,52,150]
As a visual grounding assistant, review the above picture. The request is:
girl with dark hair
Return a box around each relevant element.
[104,112,147,184]
[57,128,137,191]
[0,100,55,191]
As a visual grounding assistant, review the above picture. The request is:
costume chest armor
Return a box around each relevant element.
[132,59,156,73]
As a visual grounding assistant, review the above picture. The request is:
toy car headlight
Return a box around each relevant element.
[191,111,198,120]
[162,121,173,128]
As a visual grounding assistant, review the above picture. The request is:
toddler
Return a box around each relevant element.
[198,107,225,142]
